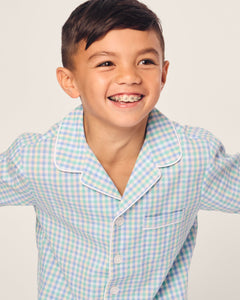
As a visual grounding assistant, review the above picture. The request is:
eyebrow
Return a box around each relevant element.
[137,48,160,58]
[88,51,116,61]
[88,47,160,61]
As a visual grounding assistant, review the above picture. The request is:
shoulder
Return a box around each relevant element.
[0,127,57,165]
[176,121,222,147]
[152,108,223,159]
[172,118,224,159]
[1,106,82,160]
[152,107,220,144]
[7,123,58,152]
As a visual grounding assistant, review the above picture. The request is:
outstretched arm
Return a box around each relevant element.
[0,134,36,207]
[200,132,240,213]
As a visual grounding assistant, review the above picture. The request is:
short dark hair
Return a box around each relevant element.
[61,0,165,70]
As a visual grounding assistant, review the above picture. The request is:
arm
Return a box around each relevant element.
[0,134,36,207]
[200,132,240,213]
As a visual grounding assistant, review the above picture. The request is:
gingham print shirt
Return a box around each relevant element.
[1,105,240,299]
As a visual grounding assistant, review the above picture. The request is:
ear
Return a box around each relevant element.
[160,60,170,91]
[56,67,80,99]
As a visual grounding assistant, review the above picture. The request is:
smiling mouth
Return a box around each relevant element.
[108,94,144,103]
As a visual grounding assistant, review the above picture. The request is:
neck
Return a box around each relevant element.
[83,114,148,165]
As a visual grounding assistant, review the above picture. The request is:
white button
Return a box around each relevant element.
[110,286,119,295]
[115,217,124,226]
[114,255,123,264]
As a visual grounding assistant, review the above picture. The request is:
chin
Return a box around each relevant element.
[112,116,148,129]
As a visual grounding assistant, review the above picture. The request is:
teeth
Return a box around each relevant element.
[109,95,142,103]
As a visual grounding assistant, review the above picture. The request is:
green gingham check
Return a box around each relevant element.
[1,105,239,299]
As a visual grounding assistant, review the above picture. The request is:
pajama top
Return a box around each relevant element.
[0,105,240,299]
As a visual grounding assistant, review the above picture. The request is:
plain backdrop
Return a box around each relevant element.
[0,0,240,299]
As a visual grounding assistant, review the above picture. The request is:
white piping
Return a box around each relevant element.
[156,119,183,168]
[143,219,183,231]
[80,174,122,201]
[103,171,162,298]
[54,120,83,174]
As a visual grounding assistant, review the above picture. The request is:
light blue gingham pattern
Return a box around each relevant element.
[0,105,240,299]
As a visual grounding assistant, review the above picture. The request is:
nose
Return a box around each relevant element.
[115,65,142,85]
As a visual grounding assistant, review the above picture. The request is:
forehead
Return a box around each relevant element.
[77,29,163,58]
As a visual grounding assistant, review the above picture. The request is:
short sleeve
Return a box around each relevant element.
[0,134,36,206]
[200,132,240,213]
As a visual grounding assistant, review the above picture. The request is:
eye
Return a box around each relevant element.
[97,61,114,67]
[139,59,156,65]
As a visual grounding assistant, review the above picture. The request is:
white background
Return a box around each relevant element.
[0,0,240,299]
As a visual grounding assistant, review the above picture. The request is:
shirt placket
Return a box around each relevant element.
[104,214,126,299]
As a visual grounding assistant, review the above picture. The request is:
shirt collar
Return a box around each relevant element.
[54,105,182,173]
[145,108,182,168]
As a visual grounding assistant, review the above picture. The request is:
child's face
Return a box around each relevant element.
[58,29,169,130]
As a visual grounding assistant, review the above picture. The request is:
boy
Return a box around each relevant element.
[0,0,239,299]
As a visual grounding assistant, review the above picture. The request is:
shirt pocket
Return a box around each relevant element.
[143,209,184,230]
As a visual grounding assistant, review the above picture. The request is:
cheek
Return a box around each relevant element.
[79,76,111,107]
[150,74,162,95]
[144,70,162,86]
[87,74,111,95]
